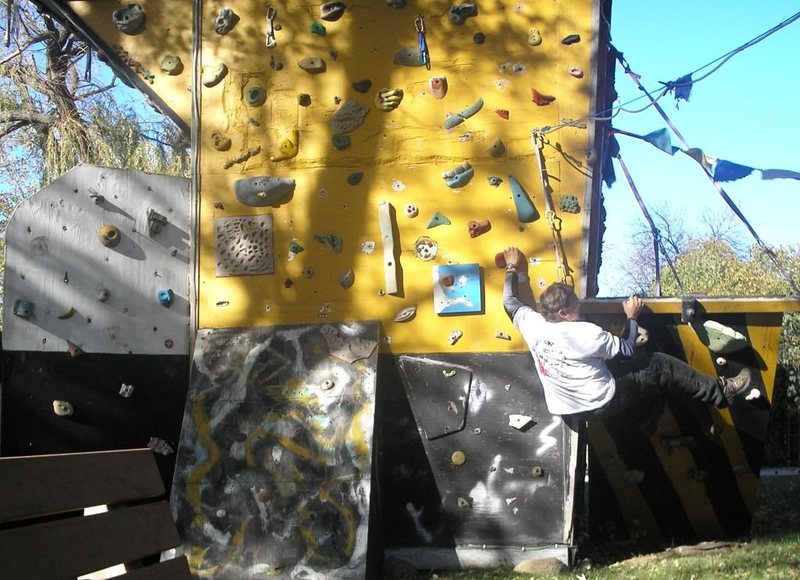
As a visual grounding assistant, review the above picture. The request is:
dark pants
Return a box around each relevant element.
[563,352,725,424]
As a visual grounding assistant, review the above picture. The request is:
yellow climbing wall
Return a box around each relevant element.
[66,0,602,354]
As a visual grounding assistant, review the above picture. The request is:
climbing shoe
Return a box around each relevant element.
[720,368,753,402]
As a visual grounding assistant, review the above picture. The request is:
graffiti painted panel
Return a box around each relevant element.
[171,322,379,578]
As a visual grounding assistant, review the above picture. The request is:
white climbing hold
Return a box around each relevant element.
[508,414,535,430]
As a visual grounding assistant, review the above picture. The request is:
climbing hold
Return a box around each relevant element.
[112,4,146,34]
[214,7,238,34]
[426,212,451,228]
[99,224,121,247]
[119,383,135,398]
[288,239,304,260]
[387,0,407,7]
[339,269,355,289]
[488,139,506,157]
[331,100,370,133]
[298,57,326,73]
[361,241,376,253]
[57,307,76,320]
[148,437,174,456]
[528,28,542,46]
[532,466,544,477]
[270,55,283,70]
[352,79,372,93]
[332,135,351,150]
[568,66,584,78]
[270,129,299,161]
[488,176,503,187]
[314,233,343,253]
[309,21,327,36]
[444,97,484,129]
[394,47,424,67]
[53,400,74,417]
[322,379,336,391]
[414,236,438,260]
[346,172,364,185]
[448,330,463,346]
[13,299,34,319]
[320,1,347,21]
[159,55,183,75]
[561,33,581,45]
[375,88,404,112]
[234,176,296,207]
[440,275,455,287]
[403,203,419,218]
[303,267,315,279]
[97,288,110,302]
[559,194,581,213]
[148,209,167,235]
[495,109,509,120]
[509,414,535,430]
[508,175,540,223]
[224,146,261,169]
[467,220,491,238]
[392,179,406,192]
[157,288,174,307]
[429,76,448,99]
[297,93,312,107]
[211,131,231,151]
[531,88,556,106]
[495,331,511,340]
[394,306,417,322]
[449,3,477,25]
[246,85,267,106]
[443,369,457,378]
[457,497,471,508]
[442,162,474,188]
[473,32,486,44]
[201,63,228,87]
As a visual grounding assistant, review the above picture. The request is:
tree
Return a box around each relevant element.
[0,0,189,327]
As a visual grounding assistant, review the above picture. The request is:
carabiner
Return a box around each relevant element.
[265,4,277,48]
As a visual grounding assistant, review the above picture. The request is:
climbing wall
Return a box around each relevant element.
[581,298,797,546]
[170,322,379,577]
[1,164,192,484]
[3,164,192,355]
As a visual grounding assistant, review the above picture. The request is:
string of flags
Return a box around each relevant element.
[605,127,800,185]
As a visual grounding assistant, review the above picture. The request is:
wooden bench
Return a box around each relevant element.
[0,448,190,579]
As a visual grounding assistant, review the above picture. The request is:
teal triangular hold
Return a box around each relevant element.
[508,175,540,223]
[427,212,451,228]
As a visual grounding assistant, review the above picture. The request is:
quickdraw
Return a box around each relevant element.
[414,15,431,70]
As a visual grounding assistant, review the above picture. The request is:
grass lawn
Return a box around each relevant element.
[425,475,800,579]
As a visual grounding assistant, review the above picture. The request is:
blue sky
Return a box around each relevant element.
[597,1,800,295]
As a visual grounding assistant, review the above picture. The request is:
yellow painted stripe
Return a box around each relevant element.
[675,325,757,513]
[589,422,663,544]
[649,408,725,538]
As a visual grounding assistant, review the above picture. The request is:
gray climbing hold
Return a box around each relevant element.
[113,4,146,34]
[246,85,267,106]
[13,299,34,319]
[352,79,372,93]
[202,64,228,87]
[488,176,503,187]
[314,233,343,253]
[160,55,183,75]
[394,306,417,322]
[320,1,347,21]
[214,7,238,34]
[347,172,364,185]
[234,176,296,207]
[489,139,506,157]
[394,47,424,67]
[331,100,370,133]
[449,3,477,25]
[298,57,326,73]
[332,134,351,150]
[339,269,355,289]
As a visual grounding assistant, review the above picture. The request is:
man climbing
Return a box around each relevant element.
[500,246,753,425]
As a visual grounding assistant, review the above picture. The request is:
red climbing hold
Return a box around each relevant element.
[531,88,555,106]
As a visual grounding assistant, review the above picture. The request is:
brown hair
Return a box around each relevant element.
[539,283,579,322]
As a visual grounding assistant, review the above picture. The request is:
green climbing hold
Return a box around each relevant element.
[309,21,327,36]
[332,135,351,150]
[427,212,451,228]
[559,195,580,214]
